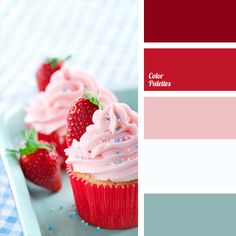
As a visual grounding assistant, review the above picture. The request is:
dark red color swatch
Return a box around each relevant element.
[144,49,236,91]
[144,0,236,42]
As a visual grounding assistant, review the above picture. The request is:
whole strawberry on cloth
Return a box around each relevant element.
[36,55,71,91]
[66,93,104,146]
[7,129,62,192]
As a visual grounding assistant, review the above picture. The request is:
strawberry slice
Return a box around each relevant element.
[66,94,103,146]
[36,55,71,91]
[7,129,62,192]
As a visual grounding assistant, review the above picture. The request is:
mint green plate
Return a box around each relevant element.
[0,89,138,236]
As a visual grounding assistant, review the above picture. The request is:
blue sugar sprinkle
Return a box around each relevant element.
[96,226,101,232]
[59,205,64,210]
[135,144,138,149]
[115,128,119,132]
[115,150,119,155]
[48,225,53,232]
[62,88,70,93]
[72,208,78,215]
[115,113,120,119]
[73,208,78,214]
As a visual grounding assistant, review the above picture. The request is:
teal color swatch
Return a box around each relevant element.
[145,194,236,236]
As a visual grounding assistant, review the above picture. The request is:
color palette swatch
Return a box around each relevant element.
[144,49,236,91]
[144,97,236,139]
[144,48,236,139]
[145,194,236,236]
[143,1,236,234]
[143,47,236,233]
[144,0,236,42]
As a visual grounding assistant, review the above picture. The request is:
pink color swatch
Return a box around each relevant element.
[144,97,236,139]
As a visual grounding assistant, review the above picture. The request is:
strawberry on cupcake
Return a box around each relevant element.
[25,67,117,168]
[66,93,104,146]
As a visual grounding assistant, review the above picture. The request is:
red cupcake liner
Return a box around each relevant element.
[38,132,68,168]
[66,165,138,229]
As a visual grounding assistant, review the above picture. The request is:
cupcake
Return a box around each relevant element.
[24,67,117,167]
[65,102,138,229]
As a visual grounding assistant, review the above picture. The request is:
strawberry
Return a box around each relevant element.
[7,129,62,192]
[36,55,71,91]
[66,94,103,146]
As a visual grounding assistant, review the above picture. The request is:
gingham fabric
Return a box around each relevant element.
[0,0,137,235]
[0,159,23,236]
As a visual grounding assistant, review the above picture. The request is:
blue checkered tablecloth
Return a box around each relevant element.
[0,159,23,236]
[0,0,137,235]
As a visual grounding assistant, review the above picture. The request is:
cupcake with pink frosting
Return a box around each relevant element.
[24,67,117,167]
[65,102,138,229]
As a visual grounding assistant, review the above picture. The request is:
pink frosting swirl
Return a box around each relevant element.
[24,67,118,136]
[65,103,138,182]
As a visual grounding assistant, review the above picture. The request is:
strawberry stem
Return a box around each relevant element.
[6,129,54,157]
[63,55,72,61]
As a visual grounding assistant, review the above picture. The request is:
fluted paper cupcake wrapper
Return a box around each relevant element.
[66,165,138,229]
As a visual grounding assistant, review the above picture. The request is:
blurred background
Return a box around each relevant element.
[0,0,137,112]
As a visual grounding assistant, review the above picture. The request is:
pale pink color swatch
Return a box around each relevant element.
[144,97,236,139]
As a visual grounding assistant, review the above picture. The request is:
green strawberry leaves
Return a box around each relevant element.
[47,58,59,68]
[84,93,104,109]
[46,55,71,68]
[7,129,54,157]
[20,128,37,141]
